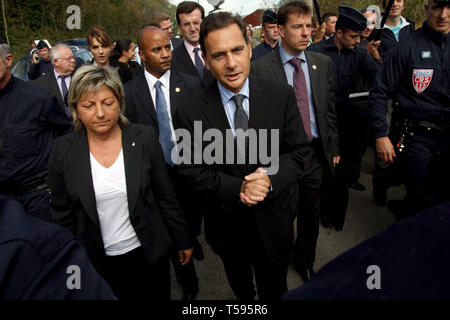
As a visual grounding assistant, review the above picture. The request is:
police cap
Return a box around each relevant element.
[37,40,49,50]
[338,6,367,32]
[262,10,277,24]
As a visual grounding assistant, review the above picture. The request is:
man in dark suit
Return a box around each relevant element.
[149,12,183,50]
[173,12,309,300]
[252,1,339,283]
[171,1,214,86]
[124,26,201,300]
[34,44,76,115]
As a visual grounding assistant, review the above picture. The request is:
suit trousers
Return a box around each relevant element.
[293,139,324,269]
[167,167,199,294]
[214,209,288,300]
[103,246,170,300]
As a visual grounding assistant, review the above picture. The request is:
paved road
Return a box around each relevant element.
[170,146,406,300]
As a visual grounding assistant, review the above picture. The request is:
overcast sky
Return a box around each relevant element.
[168,0,278,17]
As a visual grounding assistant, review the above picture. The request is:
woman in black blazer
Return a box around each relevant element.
[48,65,193,300]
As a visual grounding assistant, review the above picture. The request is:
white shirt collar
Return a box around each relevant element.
[144,68,171,90]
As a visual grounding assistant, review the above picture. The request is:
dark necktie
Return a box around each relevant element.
[58,75,71,117]
[232,94,249,164]
[232,94,248,131]
[154,81,175,166]
[289,58,312,141]
[193,47,204,80]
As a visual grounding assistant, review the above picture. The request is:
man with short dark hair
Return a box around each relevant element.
[172,1,213,86]
[0,41,72,221]
[322,13,338,38]
[252,10,279,61]
[28,40,53,80]
[150,12,183,50]
[309,6,379,191]
[174,11,309,300]
[369,0,450,219]
[252,0,339,283]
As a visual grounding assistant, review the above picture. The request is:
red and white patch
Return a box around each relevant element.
[412,69,433,94]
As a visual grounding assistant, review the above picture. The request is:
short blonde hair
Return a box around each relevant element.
[68,65,129,132]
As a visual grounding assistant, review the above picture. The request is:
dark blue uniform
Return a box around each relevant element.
[27,59,53,80]
[369,21,450,216]
[251,41,279,61]
[0,76,73,220]
[308,37,379,185]
[0,195,115,300]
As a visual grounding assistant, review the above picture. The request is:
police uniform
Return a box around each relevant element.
[369,7,450,218]
[27,40,54,81]
[252,10,279,61]
[308,6,379,188]
[0,76,73,221]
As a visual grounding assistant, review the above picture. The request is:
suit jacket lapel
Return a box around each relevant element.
[122,124,142,216]
[49,72,65,107]
[180,45,200,77]
[305,52,322,117]
[69,132,100,228]
[136,72,157,123]
[271,50,289,84]
[201,81,231,133]
[169,71,182,117]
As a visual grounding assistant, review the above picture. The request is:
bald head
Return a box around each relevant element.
[138,26,169,51]
[138,26,172,78]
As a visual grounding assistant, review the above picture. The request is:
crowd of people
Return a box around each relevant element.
[0,0,448,300]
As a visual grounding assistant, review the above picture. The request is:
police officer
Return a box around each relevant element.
[0,41,73,221]
[369,0,450,219]
[308,6,379,191]
[252,10,279,61]
[28,40,54,80]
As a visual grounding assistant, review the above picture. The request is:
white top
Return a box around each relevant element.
[90,149,141,256]
[144,69,177,142]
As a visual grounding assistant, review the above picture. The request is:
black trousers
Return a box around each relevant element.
[402,133,450,217]
[293,139,324,269]
[102,246,170,300]
[215,212,288,300]
[167,167,199,294]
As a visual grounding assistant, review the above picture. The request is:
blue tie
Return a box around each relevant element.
[193,47,204,80]
[154,81,175,166]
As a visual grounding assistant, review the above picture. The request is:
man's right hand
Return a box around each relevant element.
[32,53,40,64]
[376,137,396,164]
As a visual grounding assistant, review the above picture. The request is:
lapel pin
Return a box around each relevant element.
[175,87,181,93]
[132,142,135,147]
[312,65,317,70]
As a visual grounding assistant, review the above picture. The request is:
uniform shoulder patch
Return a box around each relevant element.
[421,51,431,59]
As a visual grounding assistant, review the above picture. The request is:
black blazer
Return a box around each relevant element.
[252,49,339,172]
[124,69,201,129]
[48,123,192,274]
[173,75,310,266]
[171,42,215,87]
[34,72,65,110]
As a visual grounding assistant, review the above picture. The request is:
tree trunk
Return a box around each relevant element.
[1,0,9,45]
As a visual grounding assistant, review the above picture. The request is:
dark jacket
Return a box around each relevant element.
[48,123,193,275]
[0,195,114,300]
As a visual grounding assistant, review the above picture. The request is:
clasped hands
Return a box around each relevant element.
[240,167,271,207]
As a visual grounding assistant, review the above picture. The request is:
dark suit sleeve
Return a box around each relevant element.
[325,57,339,157]
[145,128,193,250]
[124,83,137,123]
[49,138,77,236]
[41,93,73,136]
[269,87,309,198]
[173,105,244,205]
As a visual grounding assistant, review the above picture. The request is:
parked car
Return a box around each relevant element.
[11,45,93,81]
[54,38,88,48]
